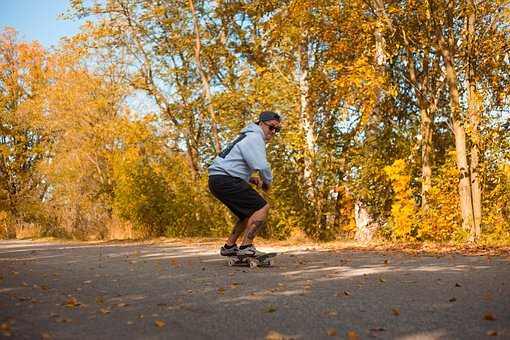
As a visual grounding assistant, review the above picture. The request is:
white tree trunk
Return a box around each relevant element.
[466,3,482,240]
[297,40,315,200]
[354,201,378,241]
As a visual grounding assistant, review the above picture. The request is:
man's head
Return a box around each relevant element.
[257,111,281,141]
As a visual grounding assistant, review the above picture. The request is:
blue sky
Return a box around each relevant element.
[0,0,83,48]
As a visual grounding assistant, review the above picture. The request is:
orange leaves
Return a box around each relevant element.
[346,330,359,340]
[154,320,166,328]
[483,312,496,321]
[0,320,12,337]
[326,328,337,336]
[64,297,81,308]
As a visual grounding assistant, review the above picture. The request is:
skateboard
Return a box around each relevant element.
[227,252,277,268]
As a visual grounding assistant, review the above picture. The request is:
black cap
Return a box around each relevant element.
[258,111,281,122]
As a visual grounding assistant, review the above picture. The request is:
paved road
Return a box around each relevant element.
[0,240,508,339]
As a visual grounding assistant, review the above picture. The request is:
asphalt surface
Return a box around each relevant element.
[0,240,509,339]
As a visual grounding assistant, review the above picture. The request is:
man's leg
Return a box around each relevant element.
[226,217,249,246]
[240,204,269,246]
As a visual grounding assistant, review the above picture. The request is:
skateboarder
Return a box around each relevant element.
[208,111,281,257]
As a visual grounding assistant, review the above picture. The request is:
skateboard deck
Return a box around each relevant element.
[227,252,277,268]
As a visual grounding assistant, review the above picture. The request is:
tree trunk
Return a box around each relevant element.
[421,107,433,208]
[354,0,385,241]
[405,42,434,209]
[297,39,315,201]
[438,33,475,233]
[466,2,482,240]
[188,0,221,154]
[354,201,378,242]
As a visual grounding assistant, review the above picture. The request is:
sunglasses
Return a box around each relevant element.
[263,121,281,133]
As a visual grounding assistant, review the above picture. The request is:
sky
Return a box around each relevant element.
[0,0,83,48]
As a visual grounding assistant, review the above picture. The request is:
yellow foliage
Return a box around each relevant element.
[384,159,418,239]
[418,151,461,241]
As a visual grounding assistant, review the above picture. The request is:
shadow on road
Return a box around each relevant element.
[0,240,508,339]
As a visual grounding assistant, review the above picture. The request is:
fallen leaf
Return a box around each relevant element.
[379,278,386,283]
[392,308,400,316]
[484,312,496,321]
[369,327,386,337]
[455,283,462,287]
[154,320,166,328]
[369,327,386,332]
[99,308,110,314]
[384,259,389,265]
[486,330,498,336]
[326,328,337,336]
[347,330,359,340]
[266,305,277,313]
[449,297,457,302]
[116,303,129,308]
[64,297,80,308]
[265,331,287,340]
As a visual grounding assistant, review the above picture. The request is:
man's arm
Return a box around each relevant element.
[239,135,273,185]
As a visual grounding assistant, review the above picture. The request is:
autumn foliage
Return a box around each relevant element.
[1,0,509,244]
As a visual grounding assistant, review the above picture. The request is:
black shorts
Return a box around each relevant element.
[208,175,267,220]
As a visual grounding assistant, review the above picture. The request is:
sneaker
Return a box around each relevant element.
[220,244,239,256]
[237,245,265,257]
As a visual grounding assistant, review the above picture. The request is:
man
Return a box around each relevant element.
[208,111,281,257]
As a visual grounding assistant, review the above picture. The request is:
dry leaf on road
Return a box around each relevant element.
[154,320,166,328]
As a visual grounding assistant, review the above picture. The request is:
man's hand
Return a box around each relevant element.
[249,177,261,187]
[262,182,271,192]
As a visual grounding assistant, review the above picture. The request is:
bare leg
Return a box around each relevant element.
[226,217,249,246]
[241,204,269,246]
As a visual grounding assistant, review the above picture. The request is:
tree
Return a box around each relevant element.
[0,28,50,231]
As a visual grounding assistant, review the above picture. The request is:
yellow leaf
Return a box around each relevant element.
[64,297,80,308]
[154,320,166,328]
[347,330,359,340]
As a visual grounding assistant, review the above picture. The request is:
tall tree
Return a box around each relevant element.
[0,28,49,222]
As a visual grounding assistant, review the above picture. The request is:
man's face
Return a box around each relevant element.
[261,119,281,141]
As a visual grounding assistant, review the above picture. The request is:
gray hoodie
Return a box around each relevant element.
[208,123,272,185]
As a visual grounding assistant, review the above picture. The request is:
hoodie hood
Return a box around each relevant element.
[241,122,266,140]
